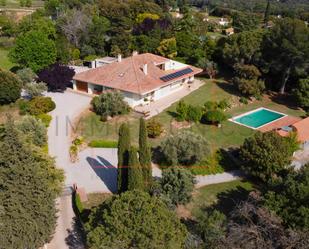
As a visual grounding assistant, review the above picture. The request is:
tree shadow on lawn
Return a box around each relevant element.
[86,156,117,193]
[202,184,252,217]
[269,93,301,112]
[216,81,241,98]
[65,216,86,249]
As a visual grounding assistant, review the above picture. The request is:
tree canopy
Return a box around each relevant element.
[85,190,187,249]
[0,69,22,105]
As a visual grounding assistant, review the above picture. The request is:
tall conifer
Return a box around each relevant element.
[138,118,152,189]
[117,123,131,192]
[127,147,144,191]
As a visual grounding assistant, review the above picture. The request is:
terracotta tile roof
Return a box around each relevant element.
[73,53,202,95]
[292,117,309,142]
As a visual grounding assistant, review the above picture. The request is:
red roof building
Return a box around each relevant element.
[72,53,202,107]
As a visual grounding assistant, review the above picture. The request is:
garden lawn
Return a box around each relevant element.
[187,180,254,219]
[0,48,15,71]
[77,78,305,149]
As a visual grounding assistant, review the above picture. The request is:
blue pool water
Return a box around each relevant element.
[234,109,285,128]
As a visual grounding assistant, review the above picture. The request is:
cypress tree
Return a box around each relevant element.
[139,118,152,189]
[117,123,131,193]
[0,118,63,248]
[264,0,271,24]
[127,147,144,191]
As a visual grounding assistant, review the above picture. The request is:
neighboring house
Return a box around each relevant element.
[218,18,229,26]
[224,27,234,36]
[277,117,309,149]
[73,53,202,107]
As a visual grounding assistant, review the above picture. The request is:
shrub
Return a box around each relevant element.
[161,167,196,205]
[159,130,210,166]
[16,115,47,147]
[176,100,188,121]
[217,99,231,110]
[73,192,84,216]
[24,82,47,98]
[202,110,227,124]
[16,68,37,84]
[239,96,249,104]
[0,69,22,105]
[147,119,163,138]
[88,140,118,148]
[204,101,219,111]
[36,114,52,127]
[17,99,30,115]
[28,96,56,115]
[186,105,203,122]
[191,151,225,176]
[72,136,84,146]
[91,91,130,118]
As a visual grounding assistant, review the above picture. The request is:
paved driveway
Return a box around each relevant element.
[46,90,119,193]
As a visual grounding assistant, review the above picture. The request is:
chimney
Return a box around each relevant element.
[142,64,148,75]
[132,51,138,56]
[117,54,122,62]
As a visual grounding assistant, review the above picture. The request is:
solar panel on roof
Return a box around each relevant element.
[160,68,193,82]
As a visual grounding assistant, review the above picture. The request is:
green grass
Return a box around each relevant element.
[187,180,255,218]
[77,78,306,150]
[0,47,15,71]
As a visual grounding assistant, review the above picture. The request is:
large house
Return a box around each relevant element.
[72,53,202,107]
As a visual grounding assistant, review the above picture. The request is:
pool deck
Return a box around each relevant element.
[258,115,301,132]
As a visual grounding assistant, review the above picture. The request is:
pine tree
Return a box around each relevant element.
[117,123,131,193]
[139,118,152,189]
[127,147,144,191]
[264,0,271,24]
[0,118,63,249]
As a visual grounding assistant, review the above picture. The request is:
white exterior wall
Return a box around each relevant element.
[164,60,187,70]
[153,79,184,100]
[72,80,77,90]
[87,83,95,94]
[122,91,145,107]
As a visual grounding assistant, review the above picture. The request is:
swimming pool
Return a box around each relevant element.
[230,108,286,129]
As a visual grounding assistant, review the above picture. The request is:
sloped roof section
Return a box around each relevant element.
[292,117,309,142]
[73,53,202,95]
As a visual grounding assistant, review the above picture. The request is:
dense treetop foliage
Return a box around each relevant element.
[85,190,187,249]
[0,119,63,249]
[0,69,22,105]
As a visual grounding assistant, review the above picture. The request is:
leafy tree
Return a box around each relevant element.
[233,63,265,97]
[240,131,298,182]
[232,12,261,32]
[202,110,227,125]
[127,147,144,191]
[24,82,47,98]
[294,78,309,112]
[262,18,309,93]
[91,91,130,119]
[85,190,187,249]
[186,105,203,122]
[16,115,47,147]
[38,63,75,92]
[159,130,210,166]
[9,31,56,72]
[198,59,218,79]
[0,119,63,249]
[160,167,195,205]
[0,69,22,105]
[219,193,309,249]
[222,29,264,67]
[117,123,131,193]
[264,164,309,229]
[16,68,37,85]
[197,210,227,248]
[139,118,152,189]
[146,119,163,138]
[157,37,177,58]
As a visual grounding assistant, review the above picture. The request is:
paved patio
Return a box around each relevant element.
[258,115,301,132]
[134,79,204,118]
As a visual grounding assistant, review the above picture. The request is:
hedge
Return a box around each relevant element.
[88,140,118,148]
